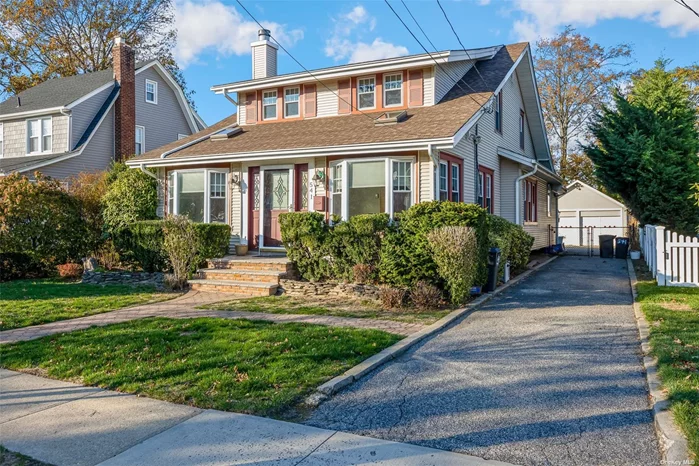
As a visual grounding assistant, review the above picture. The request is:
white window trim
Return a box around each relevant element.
[330,156,414,220]
[357,75,376,111]
[26,116,52,155]
[135,125,145,155]
[145,79,158,104]
[451,164,460,201]
[168,168,230,224]
[0,122,3,158]
[383,73,403,108]
[283,86,300,118]
[262,89,278,120]
[439,161,448,200]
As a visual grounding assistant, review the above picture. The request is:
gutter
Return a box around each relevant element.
[139,164,158,180]
[159,124,238,159]
[515,160,538,225]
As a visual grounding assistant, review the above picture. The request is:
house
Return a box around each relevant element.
[558,179,630,246]
[0,38,206,179]
[127,29,562,253]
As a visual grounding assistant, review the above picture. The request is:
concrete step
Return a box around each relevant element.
[188,279,277,296]
[197,268,284,283]
[207,258,292,274]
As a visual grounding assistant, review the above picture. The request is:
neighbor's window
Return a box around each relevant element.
[439,162,448,201]
[384,73,403,107]
[494,91,502,133]
[135,126,145,155]
[525,179,538,222]
[27,117,52,154]
[451,164,460,202]
[392,160,412,213]
[284,87,300,117]
[331,164,343,217]
[478,166,494,213]
[358,77,375,110]
[0,123,3,157]
[519,110,525,149]
[168,169,228,223]
[262,90,277,120]
[145,79,158,104]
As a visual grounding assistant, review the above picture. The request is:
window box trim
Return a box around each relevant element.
[167,168,230,224]
[357,75,377,111]
[145,79,158,104]
[383,72,403,108]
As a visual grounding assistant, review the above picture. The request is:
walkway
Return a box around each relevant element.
[0,369,508,466]
[0,291,424,344]
[307,257,661,465]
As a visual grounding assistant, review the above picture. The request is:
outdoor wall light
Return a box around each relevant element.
[312,170,325,185]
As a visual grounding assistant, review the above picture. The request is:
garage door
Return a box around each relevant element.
[581,210,624,245]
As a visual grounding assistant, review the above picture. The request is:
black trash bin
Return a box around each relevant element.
[599,235,615,258]
[485,247,501,292]
[615,237,629,259]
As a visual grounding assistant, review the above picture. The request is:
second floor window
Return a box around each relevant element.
[494,91,502,133]
[384,74,403,107]
[27,117,52,154]
[135,126,145,155]
[284,88,300,117]
[145,79,157,104]
[263,90,277,120]
[358,77,375,110]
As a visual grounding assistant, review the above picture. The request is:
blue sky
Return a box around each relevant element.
[174,0,699,124]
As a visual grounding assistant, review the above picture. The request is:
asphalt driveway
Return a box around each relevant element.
[306,257,661,465]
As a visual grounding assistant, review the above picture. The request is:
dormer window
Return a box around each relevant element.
[358,77,375,110]
[145,79,157,104]
[384,73,403,107]
[27,117,52,154]
[284,87,300,118]
[263,90,277,120]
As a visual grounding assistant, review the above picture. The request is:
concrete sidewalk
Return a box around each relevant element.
[0,369,511,466]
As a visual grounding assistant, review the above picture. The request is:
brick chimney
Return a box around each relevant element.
[251,29,278,79]
[113,37,136,161]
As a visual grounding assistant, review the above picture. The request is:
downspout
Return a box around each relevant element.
[60,108,72,151]
[140,163,158,180]
[515,160,538,225]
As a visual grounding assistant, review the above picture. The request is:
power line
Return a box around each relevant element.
[435,0,489,90]
[383,0,488,107]
[400,0,439,54]
[235,0,380,124]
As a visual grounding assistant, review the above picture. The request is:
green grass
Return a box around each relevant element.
[634,262,699,458]
[0,445,51,466]
[0,279,178,330]
[204,295,451,324]
[0,317,401,418]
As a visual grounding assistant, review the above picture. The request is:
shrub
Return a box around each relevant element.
[102,166,158,234]
[329,214,389,280]
[0,173,88,270]
[279,212,331,281]
[379,201,488,288]
[352,264,374,284]
[379,286,408,310]
[487,215,534,276]
[410,281,443,310]
[0,253,47,282]
[162,215,200,290]
[193,223,230,260]
[427,226,479,305]
[95,239,121,270]
[57,263,83,279]
[65,171,108,255]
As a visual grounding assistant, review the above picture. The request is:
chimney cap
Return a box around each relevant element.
[114,36,127,46]
[258,29,271,40]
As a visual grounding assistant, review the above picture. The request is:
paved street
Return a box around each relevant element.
[307,256,661,465]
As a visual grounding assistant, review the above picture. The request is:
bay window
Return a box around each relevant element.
[167,169,228,223]
[27,117,52,154]
[384,73,403,107]
[358,77,375,110]
[330,157,413,219]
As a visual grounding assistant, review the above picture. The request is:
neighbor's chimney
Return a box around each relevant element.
[251,28,278,79]
[113,37,136,161]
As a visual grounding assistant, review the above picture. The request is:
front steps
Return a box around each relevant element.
[189,255,292,295]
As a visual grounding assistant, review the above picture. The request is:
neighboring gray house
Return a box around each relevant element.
[0,38,206,179]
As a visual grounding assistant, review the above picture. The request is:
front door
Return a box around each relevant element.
[263,169,291,247]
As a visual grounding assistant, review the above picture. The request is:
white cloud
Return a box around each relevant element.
[508,0,699,42]
[174,0,303,67]
[325,4,407,63]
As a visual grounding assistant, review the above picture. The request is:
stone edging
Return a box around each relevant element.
[626,259,691,464]
[314,255,560,398]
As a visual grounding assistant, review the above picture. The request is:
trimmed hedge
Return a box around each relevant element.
[487,214,534,275]
[119,220,230,272]
[379,201,489,288]
[279,212,331,282]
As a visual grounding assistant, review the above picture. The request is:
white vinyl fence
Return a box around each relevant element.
[640,225,699,287]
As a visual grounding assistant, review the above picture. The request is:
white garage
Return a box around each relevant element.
[558,180,629,247]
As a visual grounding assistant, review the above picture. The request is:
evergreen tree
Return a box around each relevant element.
[585,60,699,234]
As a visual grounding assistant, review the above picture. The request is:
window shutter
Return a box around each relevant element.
[338,79,351,114]
[245,92,257,124]
[408,69,423,106]
[304,84,316,117]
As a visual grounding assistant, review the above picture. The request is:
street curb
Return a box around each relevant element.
[315,255,560,397]
[626,259,691,464]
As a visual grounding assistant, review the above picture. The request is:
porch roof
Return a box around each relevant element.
[128,43,527,166]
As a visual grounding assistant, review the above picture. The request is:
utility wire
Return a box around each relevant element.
[235,0,381,124]
[435,0,490,90]
[400,0,440,54]
[383,0,487,107]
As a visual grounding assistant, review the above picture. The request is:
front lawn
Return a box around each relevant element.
[204,295,450,325]
[634,261,699,458]
[0,318,400,418]
[0,279,178,330]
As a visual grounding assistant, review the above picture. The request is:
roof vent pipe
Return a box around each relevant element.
[16,96,21,107]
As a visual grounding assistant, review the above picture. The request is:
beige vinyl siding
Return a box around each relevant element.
[522,175,555,249]
[316,81,339,118]
[423,67,435,106]
[499,158,519,223]
[71,84,113,146]
[434,61,474,104]
[1,114,69,158]
[238,100,246,125]
[418,151,432,202]
[230,162,243,247]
